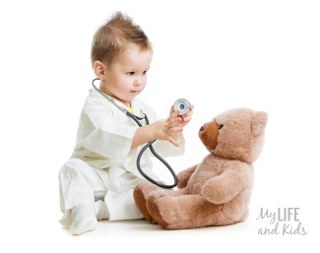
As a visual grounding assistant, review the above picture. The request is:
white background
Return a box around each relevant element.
[0,0,319,252]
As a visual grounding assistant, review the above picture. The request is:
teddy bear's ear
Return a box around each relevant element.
[251,111,268,137]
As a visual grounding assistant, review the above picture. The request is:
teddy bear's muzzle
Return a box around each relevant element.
[198,121,219,150]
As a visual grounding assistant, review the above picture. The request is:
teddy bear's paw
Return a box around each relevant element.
[133,182,159,221]
[146,195,180,229]
[146,195,169,228]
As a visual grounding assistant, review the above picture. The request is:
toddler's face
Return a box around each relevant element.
[102,43,153,106]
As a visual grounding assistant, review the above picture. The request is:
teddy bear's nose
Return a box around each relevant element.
[199,125,206,132]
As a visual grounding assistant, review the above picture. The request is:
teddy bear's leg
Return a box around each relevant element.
[147,194,230,229]
[239,210,249,222]
[133,181,161,221]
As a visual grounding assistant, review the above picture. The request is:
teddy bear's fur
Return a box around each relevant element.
[133,108,268,229]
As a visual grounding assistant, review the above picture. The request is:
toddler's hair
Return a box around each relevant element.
[91,12,152,66]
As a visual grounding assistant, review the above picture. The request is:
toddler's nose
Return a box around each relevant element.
[134,77,142,86]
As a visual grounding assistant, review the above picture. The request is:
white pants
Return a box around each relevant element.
[59,158,142,220]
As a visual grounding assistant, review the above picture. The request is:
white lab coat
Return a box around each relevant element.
[59,89,184,220]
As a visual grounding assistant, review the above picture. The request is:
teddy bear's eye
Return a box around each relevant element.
[218,124,224,130]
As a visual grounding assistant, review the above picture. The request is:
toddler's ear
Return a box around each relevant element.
[93,61,107,80]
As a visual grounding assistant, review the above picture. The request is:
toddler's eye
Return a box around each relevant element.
[127,72,135,76]
[143,70,148,75]
[218,124,224,130]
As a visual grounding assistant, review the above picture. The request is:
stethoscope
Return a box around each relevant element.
[91,78,178,189]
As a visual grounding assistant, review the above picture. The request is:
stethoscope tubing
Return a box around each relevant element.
[92,78,178,188]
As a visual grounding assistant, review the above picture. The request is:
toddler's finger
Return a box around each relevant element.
[169,126,183,133]
[168,110,180,122]
[169,105,174,114]
[167,136,179,147]
[182,116,191,122]
[168,117,184,128]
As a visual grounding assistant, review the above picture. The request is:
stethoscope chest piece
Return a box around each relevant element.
[174,98,190,116]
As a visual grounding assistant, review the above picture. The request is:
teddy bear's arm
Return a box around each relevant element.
[201,162,253,204]
[176,164,198,189]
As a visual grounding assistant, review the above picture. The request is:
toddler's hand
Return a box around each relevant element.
[167,104,194,143]
[151,110,184,147]
[169,104,194,128]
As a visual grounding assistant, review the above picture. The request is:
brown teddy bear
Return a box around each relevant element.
[133,108,268,229]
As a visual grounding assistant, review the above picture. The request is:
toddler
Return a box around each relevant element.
[59,12,193,235]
